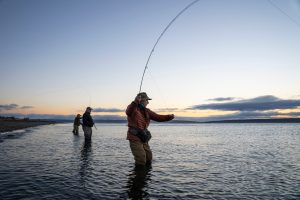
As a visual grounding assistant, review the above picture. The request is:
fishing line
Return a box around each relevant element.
[138,0,200,93]
[147,70,169,110]
[267,0,300,28]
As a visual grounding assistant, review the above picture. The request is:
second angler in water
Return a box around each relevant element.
[126,92,174,166]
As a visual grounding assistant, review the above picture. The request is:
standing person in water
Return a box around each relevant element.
[82,107,94,140]
[72,114,82,135]
[126,92,174,166]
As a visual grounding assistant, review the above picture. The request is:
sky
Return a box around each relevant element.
[1,0,300,121]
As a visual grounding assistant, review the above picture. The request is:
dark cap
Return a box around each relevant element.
[138,92,152,100]
[86,107,93,110]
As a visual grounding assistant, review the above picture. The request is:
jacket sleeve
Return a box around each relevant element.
[147,109,174,122]
[126,101,138,116]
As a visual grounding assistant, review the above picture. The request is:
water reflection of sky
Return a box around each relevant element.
[0,123,299,199]
[79,140,92,188]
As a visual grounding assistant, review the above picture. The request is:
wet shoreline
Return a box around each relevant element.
[0,119,56,133]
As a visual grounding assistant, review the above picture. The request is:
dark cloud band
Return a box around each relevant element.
[0,104,18,111]
[20,106,34,109]
[208,97,236,101]
[0,104,34,112]
[191,95,300,111]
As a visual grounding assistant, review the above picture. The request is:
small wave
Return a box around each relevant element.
[0,129,32,141]
[0,123,299,199]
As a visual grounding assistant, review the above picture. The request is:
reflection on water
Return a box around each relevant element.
[126,165,152,199]
[0,123,299,199]
[80,140,92,187]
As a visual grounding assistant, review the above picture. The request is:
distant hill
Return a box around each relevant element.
[92,118,300,123]
[204,118,300,123]
[95,119,127,123]
[168,120,200,124]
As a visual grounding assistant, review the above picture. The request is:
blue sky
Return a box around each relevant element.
[1,0,300,121]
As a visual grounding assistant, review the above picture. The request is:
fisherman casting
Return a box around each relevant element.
[126,92,174,166]
[82,107,94,140]
[72,114,82,135]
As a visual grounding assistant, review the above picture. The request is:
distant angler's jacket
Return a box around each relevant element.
[73,117,81,126]
[126,101,173,142]
[82,112,94,127]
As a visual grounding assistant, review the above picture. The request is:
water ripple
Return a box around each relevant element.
[0,123,299,199]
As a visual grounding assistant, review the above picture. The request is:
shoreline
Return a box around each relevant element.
[0,119,56,133]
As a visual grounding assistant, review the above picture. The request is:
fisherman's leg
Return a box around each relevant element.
[143,143,152,165]
[75,125,79,134]
[83,126,90,140]
[82,126,86,135]
[84,127,92,140]
[89,127,92,138]
[129,140,146,166]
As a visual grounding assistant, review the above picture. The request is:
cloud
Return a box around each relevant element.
[0,104,18,111]
[286,112,300,116]
[207,97,236,101]
[190,95,300,111]
[20,106,34,109]
[0,104,34,112]
[93,107,124,113]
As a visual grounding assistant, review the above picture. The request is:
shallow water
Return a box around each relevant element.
[0,123,299,199]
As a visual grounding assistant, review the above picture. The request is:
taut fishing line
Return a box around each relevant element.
[267,0,300,28]
[138,0,300,94]
[138,0,200,93]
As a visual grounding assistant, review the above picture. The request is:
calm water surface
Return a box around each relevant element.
[0,123,299,199]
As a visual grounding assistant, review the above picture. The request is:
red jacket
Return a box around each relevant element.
[126,101,173,142]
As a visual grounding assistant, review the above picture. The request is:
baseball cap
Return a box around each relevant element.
[138,92,152,100]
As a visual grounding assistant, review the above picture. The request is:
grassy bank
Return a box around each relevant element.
[0,117,56,133]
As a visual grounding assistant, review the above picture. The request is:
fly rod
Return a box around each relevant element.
[138,0,200,93]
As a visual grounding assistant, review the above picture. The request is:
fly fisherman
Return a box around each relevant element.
[82,107,94,140]
[126,92,174,166]
[72,114,82,135]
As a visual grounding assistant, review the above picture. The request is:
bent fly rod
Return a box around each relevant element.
[138,0,200,93]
